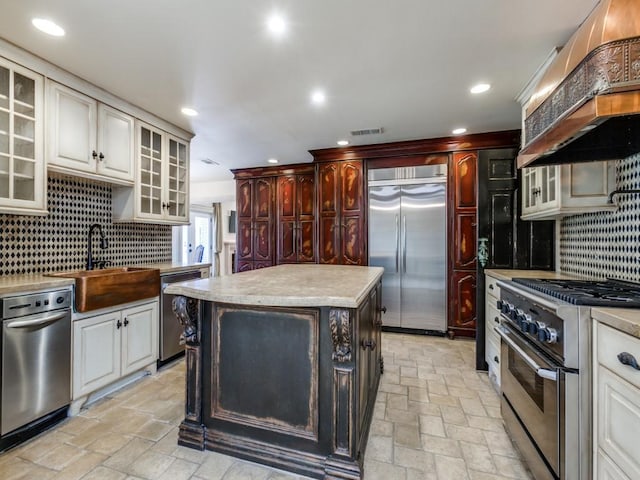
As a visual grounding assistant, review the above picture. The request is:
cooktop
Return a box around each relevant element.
[511,278,640,308]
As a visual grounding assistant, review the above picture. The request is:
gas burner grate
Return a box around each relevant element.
[512,278,640,307]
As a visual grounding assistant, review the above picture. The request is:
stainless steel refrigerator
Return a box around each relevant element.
[368,165,447,332]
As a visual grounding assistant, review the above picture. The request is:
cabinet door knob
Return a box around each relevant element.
[91,150,98,159]
[361,340,376,350]
[123,318,129,327]
[494,316,500,324]
[489,284,494,290]
[116,320,122,329]
[380,306,387,314]
[494,356,499,364]
[99,152,104,161]
[618,352,640,370]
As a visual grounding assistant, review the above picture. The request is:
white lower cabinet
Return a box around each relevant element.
[594,321,640,480]
[484,273,502,390]
[73,299,158,402]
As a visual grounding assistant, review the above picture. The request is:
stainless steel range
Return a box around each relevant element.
[495,278,640,480]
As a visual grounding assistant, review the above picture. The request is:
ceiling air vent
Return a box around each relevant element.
[350,127,384,136]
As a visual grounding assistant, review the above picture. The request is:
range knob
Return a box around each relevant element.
[56,296,65,304]
[518,313,533,333]
[538,327,559,344]
[529,321,544,335]
[500,301,512,315]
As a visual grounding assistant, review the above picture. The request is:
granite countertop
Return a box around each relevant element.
[137,261,211,275]
[164,264,384,308]
[592,307,640,340]
[0,275,75,296]
[484,269,588,282]
[0,262,210,297]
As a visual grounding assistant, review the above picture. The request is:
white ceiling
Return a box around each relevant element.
[0,0,599,184]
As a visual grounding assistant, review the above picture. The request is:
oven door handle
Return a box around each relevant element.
[495,326,558,382]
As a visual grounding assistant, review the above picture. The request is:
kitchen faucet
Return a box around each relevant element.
[87,224,109,270]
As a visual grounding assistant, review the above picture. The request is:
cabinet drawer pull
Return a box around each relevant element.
[617,352,640,371]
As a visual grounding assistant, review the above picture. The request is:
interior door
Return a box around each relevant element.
[368,185,401,327]
[400,182,447,331]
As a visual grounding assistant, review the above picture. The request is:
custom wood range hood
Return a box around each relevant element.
[518,0,640,168]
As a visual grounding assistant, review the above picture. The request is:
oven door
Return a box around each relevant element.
[497,323,562,478]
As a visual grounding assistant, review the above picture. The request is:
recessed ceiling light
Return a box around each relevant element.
[266,14,287,36]
[470,83,491,94]
[267,158,278,164]
[32,18,65,37]
[311,90,326,106]
[452,128,467,135]
[181,107,198,116]
[337,140,349,146]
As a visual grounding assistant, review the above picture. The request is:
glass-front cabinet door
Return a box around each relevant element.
[165,135,188,221]
[0,57,45,215]
[137,122,164,219]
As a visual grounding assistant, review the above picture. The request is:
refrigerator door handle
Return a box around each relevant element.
[395,214,399,273]
[403,215,407,272]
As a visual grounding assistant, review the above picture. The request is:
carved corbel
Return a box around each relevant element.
[329,308,352,362]
[173,295,200,345]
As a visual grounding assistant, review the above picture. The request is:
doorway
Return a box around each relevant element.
[173,207,213,265]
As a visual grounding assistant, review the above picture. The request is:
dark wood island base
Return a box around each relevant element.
[168,265,384,480]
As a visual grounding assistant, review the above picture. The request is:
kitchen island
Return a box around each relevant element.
[165,264,384,480]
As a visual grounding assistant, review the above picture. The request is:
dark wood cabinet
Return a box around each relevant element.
[475,148,554,368]
[318,160,366,265]
[235,176,275,271]
[357,280,382,437]
[448,152,478,338]
[276,171,316,264]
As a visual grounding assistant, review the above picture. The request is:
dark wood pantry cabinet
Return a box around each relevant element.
[447,152,478,338]
[235,176,276,272]
[276,167,317,264]
[317,160,367,265]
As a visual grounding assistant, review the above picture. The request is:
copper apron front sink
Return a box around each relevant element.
[47,267,160,312]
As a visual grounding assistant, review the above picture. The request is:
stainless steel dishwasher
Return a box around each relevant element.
[1,288,72,449]
[159,271,202,363]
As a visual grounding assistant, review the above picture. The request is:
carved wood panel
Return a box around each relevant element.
[453,212,477,270]
[319,216,339,264]
[253,220,272,262]
[236,179,252,219]
[449,271,477,331]
[340,161,363,215]
[298,219,315,263]
[237,220,253,261]
[342,215,364,266]
[318,163,339,215]
[453,152,477,209]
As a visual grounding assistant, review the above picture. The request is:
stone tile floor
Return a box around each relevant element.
[0,333,532,479]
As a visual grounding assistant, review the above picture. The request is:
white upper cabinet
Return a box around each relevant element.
[112,121,189,224]
[47,80,134,184]
[521,161,617,220]
[0,56,46,215]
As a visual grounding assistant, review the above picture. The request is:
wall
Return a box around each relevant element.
[559,153,640,282]
[0,175,172,276]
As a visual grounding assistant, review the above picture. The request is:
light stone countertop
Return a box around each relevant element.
[0,262,210,297]
[592,307,640,339]
[164,264,384,308]
[137,261,212,275]
[0,275,74,296]
[484,269,590,282]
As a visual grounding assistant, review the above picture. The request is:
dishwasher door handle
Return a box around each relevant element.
[5,311,68,329]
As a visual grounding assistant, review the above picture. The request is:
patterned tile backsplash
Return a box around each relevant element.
[0,175,172,276]
[560,153,640,282]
